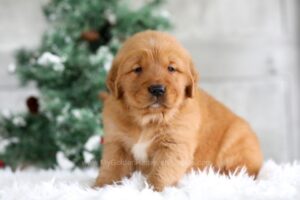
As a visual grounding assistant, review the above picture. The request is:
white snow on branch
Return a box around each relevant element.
[37,52,65,72]
[56,151,74,170]
[83,151,94,164]
[90,46,113,71]
[84,135,100,151]
[37,52,63,66]
[12,116,26,127]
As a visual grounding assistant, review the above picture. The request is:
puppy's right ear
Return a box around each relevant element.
[106,59,123,99]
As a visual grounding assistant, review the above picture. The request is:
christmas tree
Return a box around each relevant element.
[0,0,171,169]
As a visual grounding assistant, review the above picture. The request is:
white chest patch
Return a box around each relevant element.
[131,139,151,163]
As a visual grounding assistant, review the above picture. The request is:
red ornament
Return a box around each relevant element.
[26,96,39,114]
[81,30,100,42]
[0,160,5,168]
[100,136,104,144]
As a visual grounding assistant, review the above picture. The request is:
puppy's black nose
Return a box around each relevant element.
[148,85,165,97]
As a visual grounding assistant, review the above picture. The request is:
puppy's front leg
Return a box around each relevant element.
[148,141,193,191]
[95,141,134,187]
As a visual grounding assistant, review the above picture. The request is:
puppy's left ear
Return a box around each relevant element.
[186,59,199,98]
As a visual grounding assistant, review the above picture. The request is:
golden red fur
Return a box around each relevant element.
[95,31,263,191]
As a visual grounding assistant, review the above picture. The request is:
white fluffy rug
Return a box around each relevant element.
[0,160,299,200]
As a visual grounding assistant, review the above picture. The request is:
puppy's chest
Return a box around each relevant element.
[131,138,152,163]
[129,131,156,163]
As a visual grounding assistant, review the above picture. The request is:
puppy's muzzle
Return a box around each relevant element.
[148,85,165,97]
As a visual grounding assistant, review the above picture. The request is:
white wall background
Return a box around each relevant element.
[0,0,299,162]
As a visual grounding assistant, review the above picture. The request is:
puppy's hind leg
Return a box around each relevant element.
[215,119,263,177]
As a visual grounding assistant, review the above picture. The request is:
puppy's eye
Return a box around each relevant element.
[133,66,143,74]
[168,65,176,73]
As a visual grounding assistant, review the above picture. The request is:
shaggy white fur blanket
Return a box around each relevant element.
[0,160,299,200]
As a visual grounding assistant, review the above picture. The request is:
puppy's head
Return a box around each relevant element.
[106,31,199,118]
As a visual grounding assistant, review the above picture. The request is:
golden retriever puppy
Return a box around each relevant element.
[95,30,263,191]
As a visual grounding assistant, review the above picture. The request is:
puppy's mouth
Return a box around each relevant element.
[149,102,163,109]
[147,97,169,110]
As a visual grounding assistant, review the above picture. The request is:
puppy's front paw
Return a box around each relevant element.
[147,175,165,192]
[94,176,112,188]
